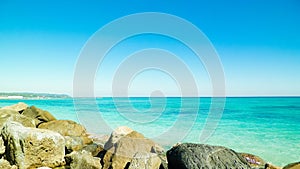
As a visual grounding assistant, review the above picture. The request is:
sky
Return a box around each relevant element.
[0,0,299,96]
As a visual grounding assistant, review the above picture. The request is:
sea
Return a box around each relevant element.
[0,97,299,166]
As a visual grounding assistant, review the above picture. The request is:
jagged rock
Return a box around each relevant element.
[128,152,161,169]
[0,109,36,129]
[1,102,28,113]
[102,128,162,169]
[65,150,101,169]
[240,153,266,169]
[104,126,133,150]
[65,136,85,153]
[283,162,300,169]
[22,106,56,126]
[265,163,282,169]
[167,143,251,169]
[39,120,92,153]
[1,121,65,169]
[81,143,104,157]
[0,137,5,155]
[0,159,18,169]
[158,153,168,169]
[39,120,87,137]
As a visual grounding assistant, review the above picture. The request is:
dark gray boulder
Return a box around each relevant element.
[167,143,251,169]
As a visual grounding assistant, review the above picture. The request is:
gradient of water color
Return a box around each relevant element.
[0,97,299,166]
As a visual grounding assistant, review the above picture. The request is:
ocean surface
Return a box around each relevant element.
[0,97,299,166]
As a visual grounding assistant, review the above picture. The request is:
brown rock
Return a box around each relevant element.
[104,126,133,150]
[22,106,56,126]
[283,162,300,169]
[102,127,162,169]
[0,109,36,129]
[39,120,87,137]
[0,159,18,169]
[265,163,283,169]
[1,121,66,169]
[65,150,101,169]
[129,152,161,169]
[240,153,266,168]
[1,102,28,113]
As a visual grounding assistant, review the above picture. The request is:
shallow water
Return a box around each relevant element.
[0,97,299,166]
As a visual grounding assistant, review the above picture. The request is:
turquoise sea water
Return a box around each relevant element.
[0,97,299,166]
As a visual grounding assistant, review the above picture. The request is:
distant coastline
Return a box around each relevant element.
[0,92,71,100]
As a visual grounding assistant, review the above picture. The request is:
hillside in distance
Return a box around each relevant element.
[0,92,71,99]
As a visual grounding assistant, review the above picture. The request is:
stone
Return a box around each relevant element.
[65,136,85,153]
[22,106,56,126]
[102,128,162,169]
[0,109,20,116]
[166,143,251,169]
[240,153,266,169]
[104,126,133,150]
[39,120,92,152]
[38,120,87,137]
[1,102,28,113]
[129,152,161,169]
[0,109,36,129]
[283,162,300,169]
[0,159,18,169]
[0,136,5,155]
[65,150,101,169]
[81,143,104,157]
[1,121,66,169]
[265,163,282,169]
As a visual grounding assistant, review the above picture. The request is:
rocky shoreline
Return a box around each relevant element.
[0,102,298,169]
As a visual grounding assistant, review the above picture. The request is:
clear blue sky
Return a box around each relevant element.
[1,0,299,96]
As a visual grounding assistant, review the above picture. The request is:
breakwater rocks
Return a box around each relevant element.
[0,103,298,169]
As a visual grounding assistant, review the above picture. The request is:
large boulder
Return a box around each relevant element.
[39,120,92,152]
[38,120,87,137]
[1,121,66,169]
[65,150,101,169]
[0,159,17,169]
[0,136,5,155]
[21,106,56,126]
[128,152,161,169]
[102,127,163,169]
[104,126,133,150]
[1,102,28,113]
[265,163,282,169]
[283,162,300,169]
[240,153,266,169]
[166,143,251,169]
[0,109,36,128]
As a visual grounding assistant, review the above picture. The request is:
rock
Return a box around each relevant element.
[0,109,20,116]
[265,163,282,169]
[0,109,36,129]
[104,126,133,150]
[283,162,300,169]
[129,152,161,169]
[65,136,86,153]
[39,120,92,153]
[240,153,266,169]
[1,102,28,113]
[0,137,5,155]
[38,120,87,137]
[1,121,66,169]
[81,143,104,157]
[22,106,56,126]
[166,143,251,169]
[158,153,168,169]
[65,150,101,169]
[102,128,162,169]
[0,159,18,169]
